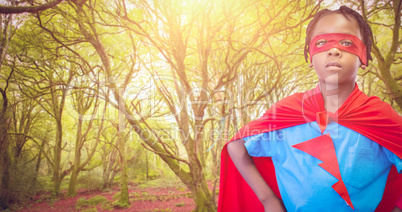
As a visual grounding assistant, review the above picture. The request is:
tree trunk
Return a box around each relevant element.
[67,114,83,196]
[184,127,217,211]
[53,118,63,196]
[102,148,117,189]
[186,169,217,212]
[31,139,45,189]
[50,70,72,196]
[0,9,13,210]
[0,112,11,209]
[145,150,149,180]
[192,184,217,212]
[117,90,129,207]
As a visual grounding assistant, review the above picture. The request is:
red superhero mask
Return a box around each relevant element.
[309,33,367,65]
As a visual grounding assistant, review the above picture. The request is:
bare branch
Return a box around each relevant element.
[0,0,64,14]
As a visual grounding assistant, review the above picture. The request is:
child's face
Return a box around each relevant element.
[310,14,363,87]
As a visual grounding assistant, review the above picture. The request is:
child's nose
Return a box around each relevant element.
[327,48,341,57]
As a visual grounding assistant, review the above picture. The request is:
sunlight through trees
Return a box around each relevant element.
[0,0,400,210]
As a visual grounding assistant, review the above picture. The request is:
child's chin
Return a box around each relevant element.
[321,74,340,85]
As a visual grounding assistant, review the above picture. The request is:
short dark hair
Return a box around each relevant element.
[304,6,373,65]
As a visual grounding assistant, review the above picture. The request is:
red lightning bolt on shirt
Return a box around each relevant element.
[292,134,354,209]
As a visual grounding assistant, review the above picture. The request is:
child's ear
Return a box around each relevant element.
[360,65,366,70]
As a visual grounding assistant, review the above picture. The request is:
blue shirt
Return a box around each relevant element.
[244,121,402,212]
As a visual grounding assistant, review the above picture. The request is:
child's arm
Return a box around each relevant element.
[227,139,285,212]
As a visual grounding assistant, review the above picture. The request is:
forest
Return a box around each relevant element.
[0,0,401,211]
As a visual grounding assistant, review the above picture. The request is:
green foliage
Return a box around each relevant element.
[175,202,186,207]
[76,195,108,210]
[138,177,184,189]
[76,172,103,192]
[112,192,120,200]
[7,162,45,204]
[2,0,400,210]
[153,209,172,212]
[81,207,98,212]
[129,175,145,185]
[176,187,186,192]
[112,200,130,209]
[101,203,115,211]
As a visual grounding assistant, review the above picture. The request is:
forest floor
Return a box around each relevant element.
[13,179,219,212]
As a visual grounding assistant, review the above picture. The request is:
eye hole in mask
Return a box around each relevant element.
[315,39,354,48]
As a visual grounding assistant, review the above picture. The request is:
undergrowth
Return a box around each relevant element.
[76,195,112,210]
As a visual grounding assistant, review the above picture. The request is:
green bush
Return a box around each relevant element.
[113,200,130,209]
[8,162,45,205]
[76,195,108,210]
[112,192,120,200]
[76,172,103,192]
[175,202,185,207]
[81,207,98,212]
[138,177,182,189]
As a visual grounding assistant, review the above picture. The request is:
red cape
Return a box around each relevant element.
[218,84,402,212]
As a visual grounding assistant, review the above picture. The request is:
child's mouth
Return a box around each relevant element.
[325,62,342,68]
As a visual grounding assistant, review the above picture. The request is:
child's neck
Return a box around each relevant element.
[319,82,355,113]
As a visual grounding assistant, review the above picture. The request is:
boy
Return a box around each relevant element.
[218,6,402,212]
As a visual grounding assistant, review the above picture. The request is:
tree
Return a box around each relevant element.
[0,63,13,210]
[109,0,322,210]
[0,0,64,14]
[0,7,17,209]
[100,125,119,189]
[67,77,100,196]
[11,42,76,195]
[365,0,402,111]
[0,0,353,210]
[344,0,402,112]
